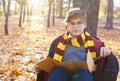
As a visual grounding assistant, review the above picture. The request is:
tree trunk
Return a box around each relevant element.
[22,5,26,23]
[14,1,17,15]
[52,0,55,25]
[2,0,7,16]
[73,0,100,37]
[0,1,1,10]
[19,4,23,27]
[68,0,71,10]
[59,0,63,18]
[27,4,29,23]
[28,5,33,27]
[105,0,113,29]
[3,0,10,35]
[47,0,52,27]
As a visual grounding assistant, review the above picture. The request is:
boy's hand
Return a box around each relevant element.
[34,65,41,74]
[100,47,111,57]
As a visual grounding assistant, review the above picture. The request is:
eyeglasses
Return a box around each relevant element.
[69,21,83,27]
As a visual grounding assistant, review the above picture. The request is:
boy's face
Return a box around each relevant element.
[67,18,86,37]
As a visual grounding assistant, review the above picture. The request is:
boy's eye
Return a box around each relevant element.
[70,21,82,25]
[77,21,82,24]
[70,22,75,25]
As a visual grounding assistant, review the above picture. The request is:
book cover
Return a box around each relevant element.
[36,55,94,73]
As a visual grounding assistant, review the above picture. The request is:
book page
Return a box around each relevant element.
[87,51,94,72]
[36,57,88,73]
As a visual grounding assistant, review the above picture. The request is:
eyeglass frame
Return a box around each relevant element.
[68,21,84,27]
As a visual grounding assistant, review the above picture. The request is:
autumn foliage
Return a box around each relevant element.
[0,16,120,80]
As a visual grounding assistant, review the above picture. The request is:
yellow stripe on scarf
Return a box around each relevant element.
[71,38,80,47]
[63,33,68,40]
[90,52,96,58]
[57,42,66,50]
[53,53,62,62]
[81,33,86,42]
[84,40,94,48]
[85,32,90,36]
[81,32,90,42]
[92,64,97,71]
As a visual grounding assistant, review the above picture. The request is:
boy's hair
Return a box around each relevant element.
[65,8,87,23]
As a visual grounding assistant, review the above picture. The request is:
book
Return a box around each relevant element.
[36,53,94,73]
[36,57,55,73]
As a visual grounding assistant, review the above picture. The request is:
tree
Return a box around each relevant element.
[0,1,2,13]
[55,0,63,17]
[105,0,114,29]
[52,0,55,25]
[14,1,17,15]
[73,0,100,37]
[19,3,23,27]
[2,0,11,35]
[17,0,29,27]
[68,0,71,10]
[28,4,33,27]
[47,0,52,27]
[60,0,63,17]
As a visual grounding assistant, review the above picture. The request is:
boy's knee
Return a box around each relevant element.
[72,68,93,81]
[51,66,68,74]
[48,67,68,81]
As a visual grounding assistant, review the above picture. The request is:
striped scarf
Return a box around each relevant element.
[53,32,98,71]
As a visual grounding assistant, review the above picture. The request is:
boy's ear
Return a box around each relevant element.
[65,25,68,29]
[84,21,87,25]
[65,25,70,32]
[84,22,87,28]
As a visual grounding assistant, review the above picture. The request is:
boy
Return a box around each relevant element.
[35,8,118,81]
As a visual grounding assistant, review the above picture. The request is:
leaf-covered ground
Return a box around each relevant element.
[0,16,120,81]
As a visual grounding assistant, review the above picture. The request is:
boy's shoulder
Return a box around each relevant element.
[90,36,104,49]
